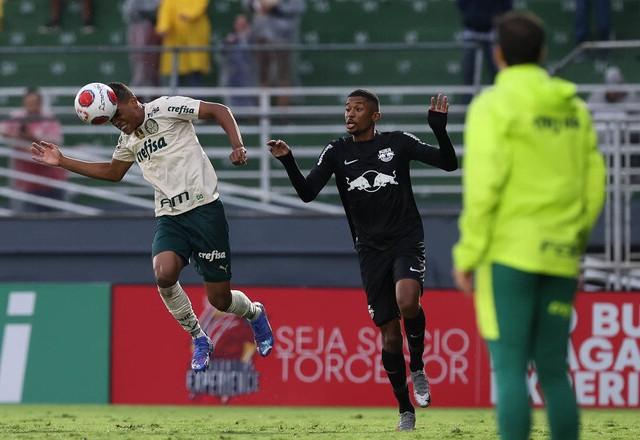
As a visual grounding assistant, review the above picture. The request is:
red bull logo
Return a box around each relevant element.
[346,170,398,192]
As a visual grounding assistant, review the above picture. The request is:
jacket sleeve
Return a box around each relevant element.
[583,110,606,232]
[155,0,171,34]
[453,95,511,270]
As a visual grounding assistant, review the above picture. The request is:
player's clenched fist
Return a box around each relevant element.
[229,146,247,166]
[267,139,290,157]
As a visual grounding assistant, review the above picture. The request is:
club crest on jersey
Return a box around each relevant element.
[378,148,394,162]
[144,118,159,134]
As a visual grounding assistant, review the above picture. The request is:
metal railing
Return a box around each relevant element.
[0,85,472,215]
[3,84,640,289]
[549,40,640,76]
[585,117,640,290]
[3,38,640,289]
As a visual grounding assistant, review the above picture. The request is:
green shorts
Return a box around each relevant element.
[152,199,232,282]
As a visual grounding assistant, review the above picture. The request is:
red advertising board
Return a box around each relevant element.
[111,286,640,408]
[562,293,639,407]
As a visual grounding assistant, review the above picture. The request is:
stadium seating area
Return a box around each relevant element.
[0,0,639,213]
[0,0,639,89]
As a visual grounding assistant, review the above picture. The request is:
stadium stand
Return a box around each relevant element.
[0,0,639,215]
[0,0,638,88]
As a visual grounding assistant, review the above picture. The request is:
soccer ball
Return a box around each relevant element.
[74,82,118,125]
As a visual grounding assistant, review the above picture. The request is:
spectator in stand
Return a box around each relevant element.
[123,0,161,89]
[575,0,611,45]
[1,88,66,212]
[456,0,512,103]
[220,14,258,108]
[40,0,94,34]
[156,0,211,88]
[588,66,639,114]
[246,0,305,107]
[588,66,640,172]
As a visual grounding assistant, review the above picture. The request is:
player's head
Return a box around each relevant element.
[345,89,381,137]
[23,87,42,115]
[494,11,545,68]
[108,82,144,135]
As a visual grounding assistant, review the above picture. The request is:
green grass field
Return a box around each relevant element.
[0,406,638,439]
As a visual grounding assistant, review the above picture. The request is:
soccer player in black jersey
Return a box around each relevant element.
[268,90,457,431]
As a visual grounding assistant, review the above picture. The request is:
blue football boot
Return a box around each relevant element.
[191,335,213,372]
[250,302,274,357]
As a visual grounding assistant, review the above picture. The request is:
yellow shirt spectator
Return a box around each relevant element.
[156,0,211,78]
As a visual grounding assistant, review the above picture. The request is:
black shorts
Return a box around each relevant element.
[357,237,426,326]
[152,199,232,282]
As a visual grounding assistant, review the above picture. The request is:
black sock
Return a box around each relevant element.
[403,307,426,372]
[381,350,414,414]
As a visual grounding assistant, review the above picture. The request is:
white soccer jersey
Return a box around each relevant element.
[112,96,219,216]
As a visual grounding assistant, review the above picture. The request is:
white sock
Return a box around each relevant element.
[158,282,206,338]
[224,290,259,320]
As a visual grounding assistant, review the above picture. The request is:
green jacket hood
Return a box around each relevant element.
[495,64,577,110]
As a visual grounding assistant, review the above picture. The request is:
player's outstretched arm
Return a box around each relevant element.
[267,139,291,158]
[267,139,332,202]
[408,94,458,171]
[427,94,458,171]
[31,141,133,182]
[198,102,247,166]
[406,95,457,171]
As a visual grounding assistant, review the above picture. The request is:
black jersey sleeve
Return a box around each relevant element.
[277,144,336,202]
[405,110,458,171]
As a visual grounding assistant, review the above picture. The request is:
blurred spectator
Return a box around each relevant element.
[122,0,161,89]
[588,66,640,117]
[588,66,640,154]
[156,0,211,88]
[456,0,512,103]
[220,14,258,108]
[0,88,66,212]
[575,0,611,45]
[246,0,305,107]
[40,0,94,34]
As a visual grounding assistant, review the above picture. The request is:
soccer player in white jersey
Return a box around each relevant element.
[31,82,274,372]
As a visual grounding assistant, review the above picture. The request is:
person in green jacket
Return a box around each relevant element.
[452,11,606,440]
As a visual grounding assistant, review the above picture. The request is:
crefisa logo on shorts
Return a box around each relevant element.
[186,303,260,403]
[198,250,226,262]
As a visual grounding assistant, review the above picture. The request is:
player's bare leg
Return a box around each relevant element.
[397,279,431,408]
[205,281,274,356]
[380,319,415,431]
[154,251,212,372]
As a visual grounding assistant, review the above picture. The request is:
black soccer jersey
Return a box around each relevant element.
[278,111,458,249]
